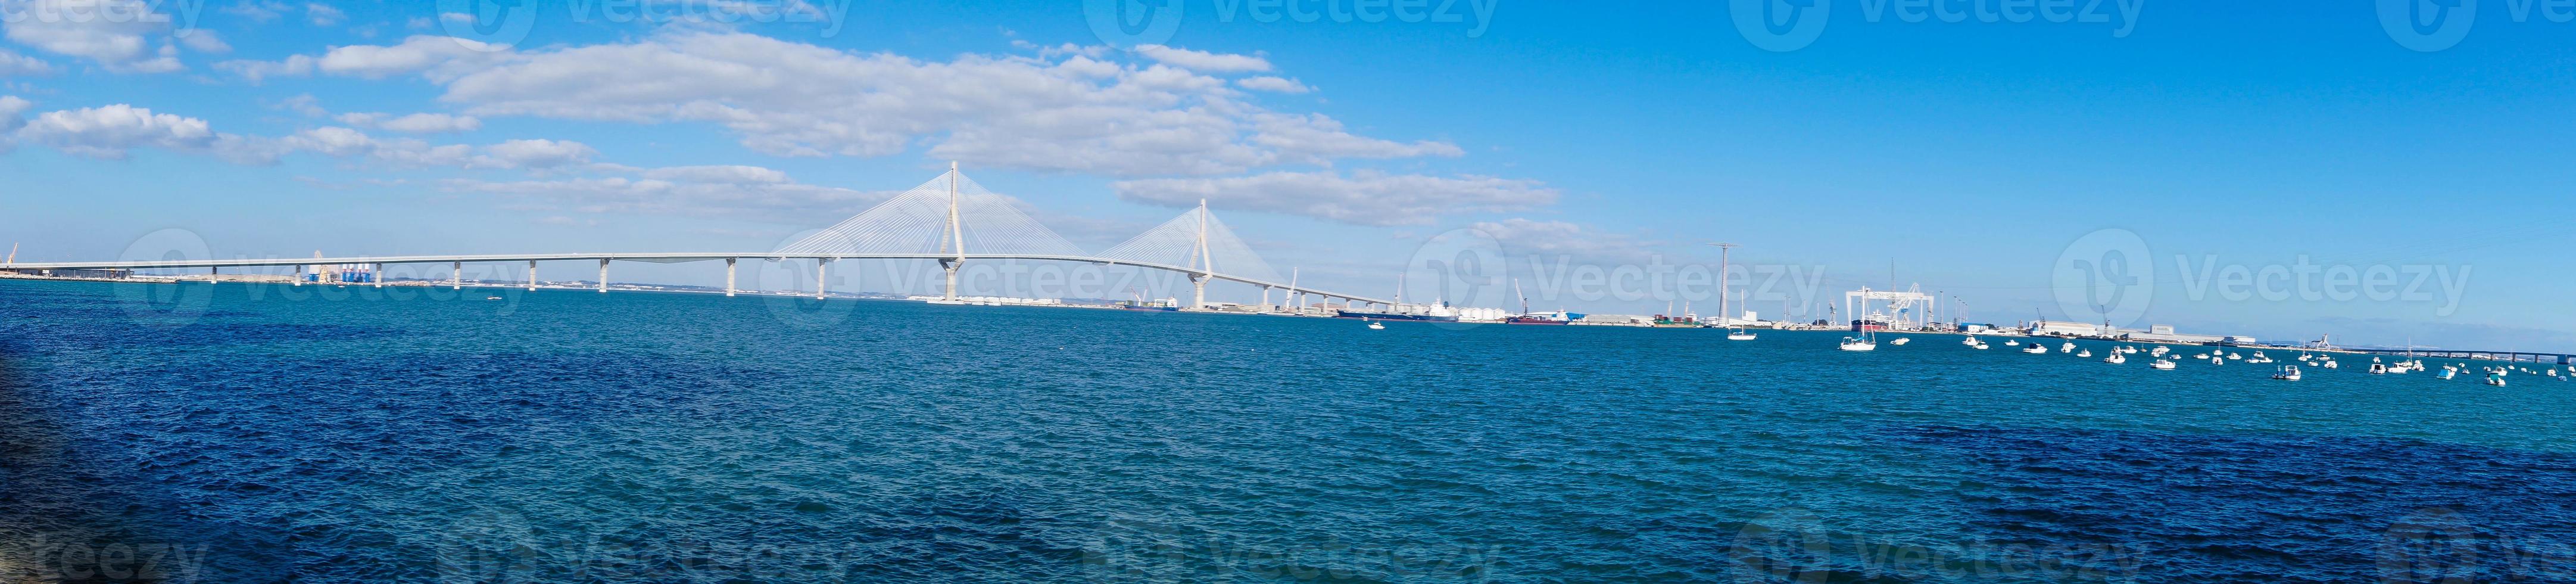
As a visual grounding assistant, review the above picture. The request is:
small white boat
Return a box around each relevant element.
[2151,359,2177,370]
[2005,340,2020,347]
[2487,373,2509,387]
[2210,356,2224,366]
[2076,350,2093,358]
[2437,367,2457,380]
[1974,343,1991,350]
[1889,337,1910,346]
[2023,344,2049,354]
[2369,363,2387,375]
[1365,318,1384,330]
[1963,336,1981,346]
[2272,365,2301,381]
[1727,328,1757,341]
[2322,360,2339,369]
[2104,353,2126,365]
[2226,353,2243,361]
[1839,336,1878,352]
[484,296,503,300]
[2060,342,2076,353]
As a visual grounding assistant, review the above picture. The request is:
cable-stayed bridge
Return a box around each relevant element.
[5,164,1392,307]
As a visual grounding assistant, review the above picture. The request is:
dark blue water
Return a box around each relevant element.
[2,278,2572,583]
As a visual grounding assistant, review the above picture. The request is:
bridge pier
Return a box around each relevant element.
[1261,285,1271,309]
[597,259,610,293]
[451,262,461,290]
[941,259,960,300]
[1191,274,1208,310]
[816,258,831,300]
[724,258,737,297]
[373,263,385,288]
[526,260,538,291]
[292,265,302,286]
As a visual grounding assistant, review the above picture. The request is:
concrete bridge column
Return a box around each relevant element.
[724,258,737,297]
[373,263,385,288]
[598,259,611,293]
[451,262,462,290]
[941,258,961,300]
[1191,274,1208,309]
[526,260,538,291]
[816,258,831,300]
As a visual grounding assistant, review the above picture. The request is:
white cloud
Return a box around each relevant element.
[304,2,344,26]
[1249,113,1461,162]
[1,0,187,72]
[1236,76,1309,94]
[315,35,510,79]
[220,1,290,23]
[283,125,373,156]
[442,164,885,218]
[472,138,594,169]
[1132,45,1270,73]
[639,164,790,184]
[0,48,53,75]
[216,54,313,82]
[0,95,29,151]
[1465,218,1660,265]
[335,111,481,133]
[14,103,217,159]
[275,93,326,117]
[1113,170,1557,226]
[177,29,229,53]
[247,32,1459,177]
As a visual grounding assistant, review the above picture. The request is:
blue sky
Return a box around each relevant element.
[2,1,2572,349]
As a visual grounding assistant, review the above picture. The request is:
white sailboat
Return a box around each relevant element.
[2273,365,2301,381]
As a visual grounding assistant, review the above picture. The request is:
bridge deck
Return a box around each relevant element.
[1,253,1395,306]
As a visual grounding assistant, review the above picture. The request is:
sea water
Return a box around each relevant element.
[1,278,2570,582]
